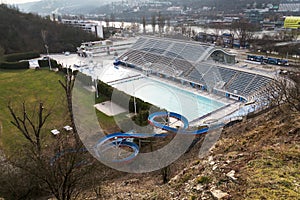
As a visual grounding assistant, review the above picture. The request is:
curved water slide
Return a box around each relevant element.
[93,111,216,163]
[51,111,224,164]
[148,111,209,135]
[94,131,166,162]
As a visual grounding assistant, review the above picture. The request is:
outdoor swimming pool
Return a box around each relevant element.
[49,54,226,121]
[111,77,225,121]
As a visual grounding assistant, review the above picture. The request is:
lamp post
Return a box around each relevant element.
[133,88,137,115]
[45,44,52,70]
[95,76,99,98]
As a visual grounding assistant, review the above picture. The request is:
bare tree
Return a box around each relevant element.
[284,29,300,41]
[191,29,197,39]
[231,19,258,48]
[181,25,187,35]
[110,13,115,27]
[8,102,50,154]
[0,45,5,57]
[151,14,156,34]
[158,12,165,35]
[142,16,146,34]
[59,69,80,143]
[161,165,171,184]
[6,101,99,200]
[2,70,106,200]
[261,74,300,113]
[41,30,52,69]
[105,17,110,28]
[0,160,42,199]
[166,16,171,34]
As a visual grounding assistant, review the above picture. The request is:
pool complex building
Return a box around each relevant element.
[115,36,274,105]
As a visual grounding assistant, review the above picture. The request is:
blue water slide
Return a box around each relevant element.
[52,112,223,164]
[148,111,212,135]
[148,111,189,132]
[50,147,87,166]
[182,127,209,135]
[94,131,167,162]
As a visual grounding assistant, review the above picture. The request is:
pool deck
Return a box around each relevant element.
[50,53,242,125]
[94,101,127,116]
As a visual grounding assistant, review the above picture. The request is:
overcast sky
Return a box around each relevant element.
[1,0,40,4]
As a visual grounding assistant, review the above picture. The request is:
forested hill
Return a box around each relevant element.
[0,4,98,54]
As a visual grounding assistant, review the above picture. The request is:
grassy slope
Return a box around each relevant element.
[0,69,67,152]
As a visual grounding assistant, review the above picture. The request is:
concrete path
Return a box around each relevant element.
[94,101,127,116]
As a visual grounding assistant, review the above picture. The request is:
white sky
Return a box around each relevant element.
[1,0,40,4]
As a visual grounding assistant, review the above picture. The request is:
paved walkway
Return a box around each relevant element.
[190,102,242,126]
[94,101,127,116]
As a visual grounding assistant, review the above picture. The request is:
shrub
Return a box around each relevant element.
[96,79,160,117]
[38,59,60,68]
[3,52,40,62]
[75,73,94,88]
[0,61,29,69]
[196,176,211,184]
[132,110,149,126]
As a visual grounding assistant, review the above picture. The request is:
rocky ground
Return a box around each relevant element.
[79,107,300,200]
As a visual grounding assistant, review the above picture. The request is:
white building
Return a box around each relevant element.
[61,19,104,39]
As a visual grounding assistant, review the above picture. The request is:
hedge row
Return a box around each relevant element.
[3,52,40,62]
[96,79,157,114]
[0,61,29,69]
[76,72,93,86]
[38,59,61,68]
[0,51,40,70]
[73,74,161,126]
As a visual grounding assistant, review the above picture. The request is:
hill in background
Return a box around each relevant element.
[0,4,98,54]
[16,0,282,17]
[17,0,115,15]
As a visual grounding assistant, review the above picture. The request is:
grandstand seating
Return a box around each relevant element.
[243,76,272,96]
[145,47,165,55]
[227,72,256,95]
[166,43,185,57]
[165,51,185,60]
[131,37,147,49]
[186,68,205,84]
[217,67,237,83]
[170,58,195,76]
[129,37,214,63]
[194,62,212,75]
[185,63,232,87]
[119,36,273,100]
[180,45,208,62]
[143,38,157,49]
[153,40,171,51]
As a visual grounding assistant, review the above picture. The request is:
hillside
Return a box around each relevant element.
[80,107,300,199]
[18,0,115,15]
[0,4,97,54]
[18,0,282,16]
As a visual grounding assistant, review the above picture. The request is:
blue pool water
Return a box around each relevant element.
[48,54,226,121]
[111,77,225,121]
